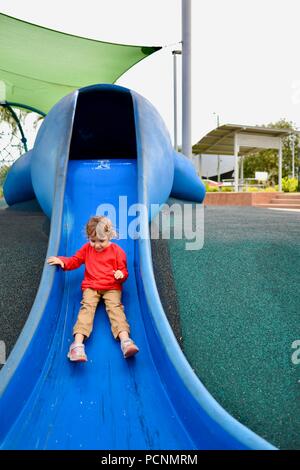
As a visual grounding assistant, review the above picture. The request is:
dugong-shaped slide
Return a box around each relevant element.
[0,85,274,449]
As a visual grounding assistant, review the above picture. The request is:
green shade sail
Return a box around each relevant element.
[0,13,160,114]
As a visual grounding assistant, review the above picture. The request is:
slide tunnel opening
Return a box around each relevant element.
[69,86,137,160]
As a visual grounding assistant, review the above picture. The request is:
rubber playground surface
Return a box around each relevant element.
[0,198,299,449]
[168,202,300,449]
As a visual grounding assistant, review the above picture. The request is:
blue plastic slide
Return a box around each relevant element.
[0,85,275,449]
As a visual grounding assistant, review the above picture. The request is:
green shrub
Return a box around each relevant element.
[0,187,3,198]
[204,182,218,192]
[245,187,259,192]
[264,187,277,192]
[221,186,233,192]
[281,177,298,192]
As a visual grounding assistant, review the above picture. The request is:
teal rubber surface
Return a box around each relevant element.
[169,203,300,449]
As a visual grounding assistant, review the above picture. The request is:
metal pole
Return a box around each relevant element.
[234,133,239,192]
[1,101,46,117]
[217,156,220,183]
[297,140,299,182]
[172,50,181,152]
[182,0,192,158]
[278,138,282,192]
[213,112,220,128]
[199,154,202,177]
[173,51,178,151]
[240,156,244,184]
[291,135,295,178]
[214,113,220,183]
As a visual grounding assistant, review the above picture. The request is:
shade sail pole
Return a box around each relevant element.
[172,50,181,151]
[182,0,192,158]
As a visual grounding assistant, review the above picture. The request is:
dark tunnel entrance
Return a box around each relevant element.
[69,86,137,160]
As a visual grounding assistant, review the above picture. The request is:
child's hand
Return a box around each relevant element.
[113,270,124,280]
[47,256,64,269]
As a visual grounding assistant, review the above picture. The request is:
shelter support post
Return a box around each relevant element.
[240,156,244,182]
[234,132,239,192]
[278,138,282,192]
[217,156,220,183]
[291,135,295,178]
[199,154,202,177]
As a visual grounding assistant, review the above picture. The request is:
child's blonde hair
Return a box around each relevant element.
[85,216,117,241]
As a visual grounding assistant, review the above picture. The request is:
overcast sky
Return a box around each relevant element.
[1,0,300,145]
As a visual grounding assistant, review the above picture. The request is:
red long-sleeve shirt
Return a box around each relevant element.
[58,242,128,291]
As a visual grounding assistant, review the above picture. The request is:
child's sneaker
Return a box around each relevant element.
[121,338,139,359]
[67,342,88,362]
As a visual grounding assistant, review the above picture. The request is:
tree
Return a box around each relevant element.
[243,119,299,184]
[0,105,30,166]
[0,164,10,184]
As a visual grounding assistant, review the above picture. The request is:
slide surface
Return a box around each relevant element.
[0,85,275,450]
[1,159,199,449]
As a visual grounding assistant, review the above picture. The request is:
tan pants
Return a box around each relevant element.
[73,288,130,339]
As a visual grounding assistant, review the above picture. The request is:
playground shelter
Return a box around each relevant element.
[193,124,296,191]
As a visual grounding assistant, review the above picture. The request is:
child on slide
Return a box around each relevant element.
[47,216,139,362]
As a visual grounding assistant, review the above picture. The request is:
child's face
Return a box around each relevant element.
[89,236,110,252]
